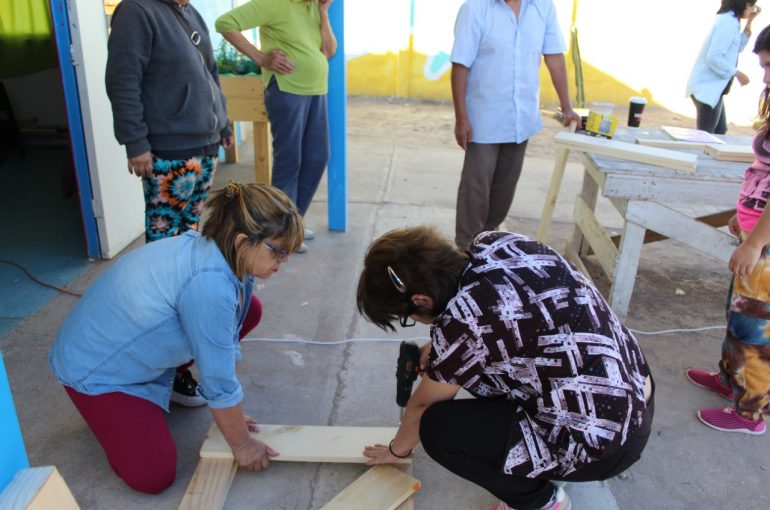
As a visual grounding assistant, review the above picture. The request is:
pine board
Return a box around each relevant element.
[635,138,709,150]
[0,467,80,510]
[199,423,409,464]
[704,143,754,163]
[178,458,236,510]
[320,466,420,510]
[554,132,697,173]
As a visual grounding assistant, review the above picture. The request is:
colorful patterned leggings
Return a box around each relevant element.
[142,156,217,242]
[721,239,770,421]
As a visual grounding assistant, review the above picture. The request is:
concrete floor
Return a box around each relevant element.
[3,102,768,509]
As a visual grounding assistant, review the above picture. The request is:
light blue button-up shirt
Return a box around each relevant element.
[686,12,748,108]
[451,0,565,144]
[49,231,253,411]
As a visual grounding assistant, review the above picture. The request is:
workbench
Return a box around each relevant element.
[537,127,751,319]
[219,76,271,184]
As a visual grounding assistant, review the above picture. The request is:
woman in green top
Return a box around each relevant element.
[216,0,337,253]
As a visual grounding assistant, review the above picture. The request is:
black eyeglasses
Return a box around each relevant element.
[263,241,287,260]
[400,300,416,328]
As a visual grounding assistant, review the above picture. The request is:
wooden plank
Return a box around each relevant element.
[320,466,421,510]
[393,464,415,510]
[704,143,754,163]
[178,458,237,510]
[602,173,740,204]
[563,242,594,283]
[0,467,80,510]
[661,125,724,144]
[569,156,602,258]
[635,138,709,150]
[609,217,646,320]
[224,98,267,122]
[609,208,735,246]
[554,132,697,173]
[219,76,265,99]
[536,146,570,243]
[253,121,272,184]
[624,201,737,263]
[573,195,619,281]
[200,423,409,464]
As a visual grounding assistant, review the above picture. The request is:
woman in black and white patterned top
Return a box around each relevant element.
[357,227,654,510]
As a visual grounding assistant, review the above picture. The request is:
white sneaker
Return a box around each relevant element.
[296,242,309,253]
[170,370,207,407]
[304,229,315,240]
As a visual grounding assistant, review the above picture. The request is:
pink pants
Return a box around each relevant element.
[63,294,262,494]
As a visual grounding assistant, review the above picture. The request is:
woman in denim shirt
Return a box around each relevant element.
[49,182,303,494]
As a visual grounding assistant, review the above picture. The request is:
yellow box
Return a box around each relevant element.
[585,111,618,139]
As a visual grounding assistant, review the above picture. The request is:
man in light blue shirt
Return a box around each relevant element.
[451,0,580,249]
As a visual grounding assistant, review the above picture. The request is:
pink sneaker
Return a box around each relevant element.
[686,369,733,400]
[487,486,571,510]
[697,407,767,435]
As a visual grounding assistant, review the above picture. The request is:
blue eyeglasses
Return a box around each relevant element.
[263,241,288,260]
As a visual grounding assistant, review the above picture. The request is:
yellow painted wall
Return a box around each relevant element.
[344,0,767,126]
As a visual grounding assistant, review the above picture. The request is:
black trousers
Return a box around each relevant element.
[691,95,727,135]
[419,397,654,510]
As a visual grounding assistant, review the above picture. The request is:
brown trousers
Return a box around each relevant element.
[455,141,528,250]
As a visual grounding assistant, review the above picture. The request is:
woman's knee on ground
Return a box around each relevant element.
[110,437,177,494]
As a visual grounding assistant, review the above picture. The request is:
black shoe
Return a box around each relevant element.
[171,370,207,407]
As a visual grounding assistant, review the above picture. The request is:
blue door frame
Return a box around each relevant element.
[327,1,347,231]
[49,0,101,258]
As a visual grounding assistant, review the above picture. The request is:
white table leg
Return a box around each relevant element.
[536,146,570,243]
[609,216,646,320]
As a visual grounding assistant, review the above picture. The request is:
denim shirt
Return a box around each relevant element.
[49,231,253,411]
[451,0,566,144]
[686,12,749,108]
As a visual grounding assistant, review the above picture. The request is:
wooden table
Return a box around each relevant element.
[219,76,271,184]
[537,127,751,319]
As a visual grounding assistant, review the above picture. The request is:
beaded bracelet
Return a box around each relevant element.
[388,439,413,459]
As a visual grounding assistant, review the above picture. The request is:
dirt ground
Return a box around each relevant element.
[347,96,756,160]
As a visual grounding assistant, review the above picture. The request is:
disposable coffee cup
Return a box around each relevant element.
[627,96,647,127]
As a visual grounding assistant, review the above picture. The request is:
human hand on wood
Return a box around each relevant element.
[232,437,279,471]
[244,415,260,433]
[561,106,583,130]
[262,50,294,74]
[729,241,762,276]
[128,151,153,178]
[363,443,405,465]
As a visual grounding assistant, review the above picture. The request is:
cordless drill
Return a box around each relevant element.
[396,341,422,415]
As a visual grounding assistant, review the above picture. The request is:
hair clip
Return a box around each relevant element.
[224,181,240,199]
[387,265,407,294]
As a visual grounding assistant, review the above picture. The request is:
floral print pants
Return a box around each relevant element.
[142,156,217,242]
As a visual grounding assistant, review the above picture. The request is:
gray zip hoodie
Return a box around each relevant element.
[106,0,231,158]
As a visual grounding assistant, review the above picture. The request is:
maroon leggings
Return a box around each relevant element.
[64,294,262,494]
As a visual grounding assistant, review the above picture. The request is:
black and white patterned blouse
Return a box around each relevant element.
[426,232,651,478]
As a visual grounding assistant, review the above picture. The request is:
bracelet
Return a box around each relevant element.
[388,439,413,459]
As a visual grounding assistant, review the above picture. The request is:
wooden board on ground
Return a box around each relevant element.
[200,423,409,464]
[554,132,697,173]
[635,138,709,150]
[320,465,421,510]
[0,466,80,510]
[178,458,237,510]
[704,143,754,163]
